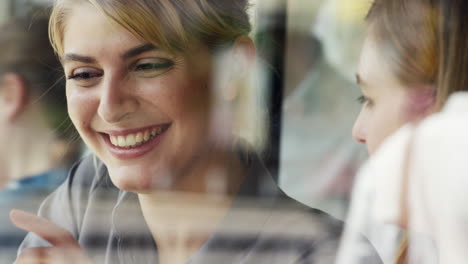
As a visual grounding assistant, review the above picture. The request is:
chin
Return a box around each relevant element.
[107,164,175,193]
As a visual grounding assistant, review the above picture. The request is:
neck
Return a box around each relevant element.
[138,148,245,264]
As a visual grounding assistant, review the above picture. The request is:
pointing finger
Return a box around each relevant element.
[10,209,79,248]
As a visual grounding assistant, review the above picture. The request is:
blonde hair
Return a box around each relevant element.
[366,0,468,109]
[49,0,251,57]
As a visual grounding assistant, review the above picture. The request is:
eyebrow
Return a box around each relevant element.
[62,43,158,64]
[62,54,97,64]
[121,43,158,59]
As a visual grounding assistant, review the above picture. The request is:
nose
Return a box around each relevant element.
[352,111,367,144]
[97,77,138,123]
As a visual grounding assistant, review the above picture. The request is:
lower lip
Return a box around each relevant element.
[101,126,170,160]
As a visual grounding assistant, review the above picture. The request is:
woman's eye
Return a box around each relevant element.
[133,58,174,76]
[357,95,374,107]
[67,67,103,87]
[357,95,368,104]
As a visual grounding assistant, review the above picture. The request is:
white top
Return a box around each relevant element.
[337,92,468,264]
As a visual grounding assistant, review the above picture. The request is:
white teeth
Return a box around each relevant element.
[110,136,117,145]
[135,133,143,144]
[109,126,167,148]
[118,136,126,147]
[126,134,136,146]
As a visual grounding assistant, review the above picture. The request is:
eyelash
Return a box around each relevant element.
[67,72,102,80]
[356,95,368,104]
[67,59,175,83]
[357,95,374,107]
[133,61,174,72]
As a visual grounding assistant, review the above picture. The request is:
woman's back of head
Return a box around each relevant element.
[0,11,80,168]
[1,13,64,104]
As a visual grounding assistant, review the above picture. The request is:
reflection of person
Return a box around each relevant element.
[0,13,79,264]
[281,32,365,219]
[281,0,369,219]
[11,1,350,263]
[338,0,468,263]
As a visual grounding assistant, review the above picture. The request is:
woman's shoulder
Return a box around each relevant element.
[232,147,347,262]
[226,190,347,263]
[236,144,344,232]
[60,154,119,202]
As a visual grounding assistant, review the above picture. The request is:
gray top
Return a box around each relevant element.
[18,152,376,263]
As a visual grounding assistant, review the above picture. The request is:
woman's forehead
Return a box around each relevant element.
[358,35,402,89]
[63,1,188,55]
[63,4,146,54]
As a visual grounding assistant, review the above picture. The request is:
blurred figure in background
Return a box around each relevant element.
[338,0,468,263]
[0,11,80,263]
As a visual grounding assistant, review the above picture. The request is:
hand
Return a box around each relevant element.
[10,209,92,264]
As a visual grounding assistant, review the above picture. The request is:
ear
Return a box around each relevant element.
[233,35,255,58]
[220,36,256,101]
[406,84,437,121]
[0,73,29,122]
[231,35,256,71]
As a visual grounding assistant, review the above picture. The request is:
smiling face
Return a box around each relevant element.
[63,3,214,192]
[352,34,435,155]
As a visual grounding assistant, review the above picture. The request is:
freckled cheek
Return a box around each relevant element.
[161,77,210,117]
[164,82,211,144]
[66,89,98,131]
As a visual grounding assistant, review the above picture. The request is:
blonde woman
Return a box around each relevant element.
[9,1,355,263]
[339,0,468,263]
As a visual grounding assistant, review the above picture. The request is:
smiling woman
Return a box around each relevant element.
[10,1,356,264]
[60,2,216,192]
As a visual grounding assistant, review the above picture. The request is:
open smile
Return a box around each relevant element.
[99,123,171,159]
